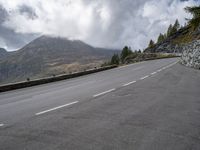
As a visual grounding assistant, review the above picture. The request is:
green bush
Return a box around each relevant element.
[111,54,120,65]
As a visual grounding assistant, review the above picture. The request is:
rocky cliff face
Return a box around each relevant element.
[181,40,200,69]
[144,26,192,54]
[144,26,200,54]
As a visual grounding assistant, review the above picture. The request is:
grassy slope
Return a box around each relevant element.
[172,26,200,45]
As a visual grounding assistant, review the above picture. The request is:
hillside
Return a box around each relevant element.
[144,26,200,54]
[143,5,200,70]
[0,36,119,84]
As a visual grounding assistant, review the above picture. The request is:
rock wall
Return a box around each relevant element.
[181,40,200,69]
[144,38,182,54]
[144,26,191,54]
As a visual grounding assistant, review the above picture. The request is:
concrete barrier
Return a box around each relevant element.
[0,65,117,93]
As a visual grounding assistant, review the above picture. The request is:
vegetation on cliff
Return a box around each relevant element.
[144,5,200,53]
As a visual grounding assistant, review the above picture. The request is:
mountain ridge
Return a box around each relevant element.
[0,36,119,84]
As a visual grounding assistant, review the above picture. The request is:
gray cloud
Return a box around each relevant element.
[0,5,37,50]
[0,0,199,51]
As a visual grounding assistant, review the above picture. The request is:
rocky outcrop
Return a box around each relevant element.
[144,26,191,54]
[181,40,200,69]
[144,26,200,54]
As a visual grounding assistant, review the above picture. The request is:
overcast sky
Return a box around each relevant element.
[0,0,199,51]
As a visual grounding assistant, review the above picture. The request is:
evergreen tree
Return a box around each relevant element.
[148,40,155,48]
[171,19,180,34]
[163,33,167,39]
[157,33,165,43]
[167,24,173,37]
[120,46,132,63]
[174,19,180,30]
[111,54,120,65]
[185,6,200,30]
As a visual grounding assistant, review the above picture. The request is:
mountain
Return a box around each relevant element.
[0,36,119,84]
[18,36,118,64]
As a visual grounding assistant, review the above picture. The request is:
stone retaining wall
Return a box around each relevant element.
[181,40,200,69]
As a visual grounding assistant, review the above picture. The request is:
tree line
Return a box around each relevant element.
[108,5,200,66]
[109,46,141,65]
[147,5,200,49]
[148,19,181,49]
[110,18,182,65]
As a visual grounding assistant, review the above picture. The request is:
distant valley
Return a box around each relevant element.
[0,36,119,85]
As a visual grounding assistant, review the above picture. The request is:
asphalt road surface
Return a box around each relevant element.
[0,58,200,150]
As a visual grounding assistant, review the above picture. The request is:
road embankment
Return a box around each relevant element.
[0,65,117,93]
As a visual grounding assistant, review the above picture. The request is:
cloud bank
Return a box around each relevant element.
[0,0,199,51]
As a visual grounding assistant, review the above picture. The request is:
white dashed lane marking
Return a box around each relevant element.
[34,61,178,116]
[36,101,79,116]
[93,89,116,98]
[151,72,157,75]
[123,81,137,87]
[0,124,4,127]
[140,75,149,80]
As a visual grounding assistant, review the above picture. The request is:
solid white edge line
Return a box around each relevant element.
[93,89,116,98]
[123,81,137,87]
[140,75,149,80]
[0,124,4,127]
[36,101,79,116]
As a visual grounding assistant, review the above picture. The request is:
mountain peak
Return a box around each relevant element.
[20,35,94,53]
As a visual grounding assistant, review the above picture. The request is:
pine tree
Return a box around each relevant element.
[171,19,180,34]
[174,19,180,30]
[111,54,120,65]
[185,6,200,30]
[148,40,155,48]
[167,24,173,37]
[163,33,167,39]
[157,33,165,43]
[120,46,132,63]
